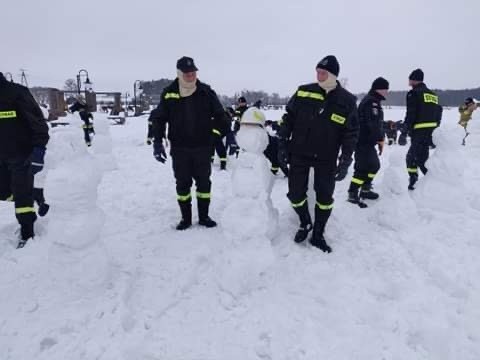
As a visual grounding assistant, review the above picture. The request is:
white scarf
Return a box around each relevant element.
[319,72,338,93]
[177,70,197,97]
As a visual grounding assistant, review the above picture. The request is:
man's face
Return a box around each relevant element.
[183,71,197,83]
[377,89,389,98]
[316,69,329,82]
[408,79,419,87]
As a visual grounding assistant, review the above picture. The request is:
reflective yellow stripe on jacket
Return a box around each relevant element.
[423,93,439,104]
[413,122,437,129]
[296,90,324,101]
[164,92,180,100]
[0,111,17,119]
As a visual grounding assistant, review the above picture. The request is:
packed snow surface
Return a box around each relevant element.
[1,107,480,359]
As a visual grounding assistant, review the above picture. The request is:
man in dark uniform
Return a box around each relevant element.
[347,77,388,207]
[151,57,230,230]
[278,56,359,253]
[398,69,442,190]
[69,95,94,146]
[0,72,49,248]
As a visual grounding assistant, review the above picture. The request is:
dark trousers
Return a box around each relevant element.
[0,158,36,240]
[264,138,288,176]
[212,136,227,164]
[287,155,336,234]
[349,145,380,191]
[171,147,212,220]
[225,131,238,155]
[406,129,434,174]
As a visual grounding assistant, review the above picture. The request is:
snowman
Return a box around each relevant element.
[216,107,278,299]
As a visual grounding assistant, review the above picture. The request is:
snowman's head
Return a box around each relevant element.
[240,107,266,127]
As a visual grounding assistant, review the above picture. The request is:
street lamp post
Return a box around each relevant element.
[133,80,142,116]
[76,69,91,95]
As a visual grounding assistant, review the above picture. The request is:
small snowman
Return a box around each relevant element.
[216,107,278,299]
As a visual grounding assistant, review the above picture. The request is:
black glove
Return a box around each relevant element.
[335,157,352,181]
[153,141,167,163]
[30,147,46,175]
[277,139,289,170]
[398,132,407,146]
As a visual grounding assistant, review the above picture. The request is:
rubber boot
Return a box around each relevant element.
[293,203,313,243]
[198,199,217,228]
[360,183,379,200]
[176,202,192,230]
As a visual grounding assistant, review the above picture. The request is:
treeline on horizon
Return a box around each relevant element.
[140,79,480,107]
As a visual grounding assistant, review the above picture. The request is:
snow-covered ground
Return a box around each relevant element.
[1,107,480,360]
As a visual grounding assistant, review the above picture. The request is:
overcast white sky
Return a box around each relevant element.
[2,0,478,96]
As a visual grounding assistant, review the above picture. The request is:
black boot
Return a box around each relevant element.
[310,223,332,253]
[348,189,368,208]
[408,173,418,190]
[292,203,313,243]
[198,199,217,228]
[309,206,332,252]
[360,183,379,200]
[17,223,34,249]
[33,188,50,217]
[176,202,192,230]
[220,160,227,171]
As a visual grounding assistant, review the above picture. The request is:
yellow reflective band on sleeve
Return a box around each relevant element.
[331,113,346,125]
[196,192,211,199]
[15,207,35,214]
[291,198,307,208]
[0,111,17,119]
[164,92,180,100]
[316,202,334,210]
[220,158,227,161]
[177,193,192,202]
[296,90,325,101]
[6,195,14,201]
[423,93,439,104]
[271,167,280,171]
[351,177,364,185]
[212,129,221,135]
[413,122,437,129]
[407,168,418,173]
[368,173,376,179]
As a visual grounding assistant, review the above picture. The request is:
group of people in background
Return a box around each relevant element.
[0,53,477,250]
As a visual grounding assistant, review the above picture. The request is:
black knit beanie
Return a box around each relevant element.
[316,55,340,77]
[409,68,424,81]
[371,77,389,91]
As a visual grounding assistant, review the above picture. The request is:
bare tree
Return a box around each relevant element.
[64,78,78,92]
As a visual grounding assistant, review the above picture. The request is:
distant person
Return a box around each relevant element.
[69,95,94,146]
[384,120,402,145]
[347,77,388,208]
[458,97,477,145]
[398,69,442,190]
[0,72,49,248]
[150,56,230,230]
[264,120,288,177]
[225,106,239,156]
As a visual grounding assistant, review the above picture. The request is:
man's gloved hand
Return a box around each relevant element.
[398,132,407,146]
[146,138,153,145]
[153,141,167,163]
[30,147,46,175]
[277,139,289,170]
[335,156,352,181]
[377,140,385,155]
